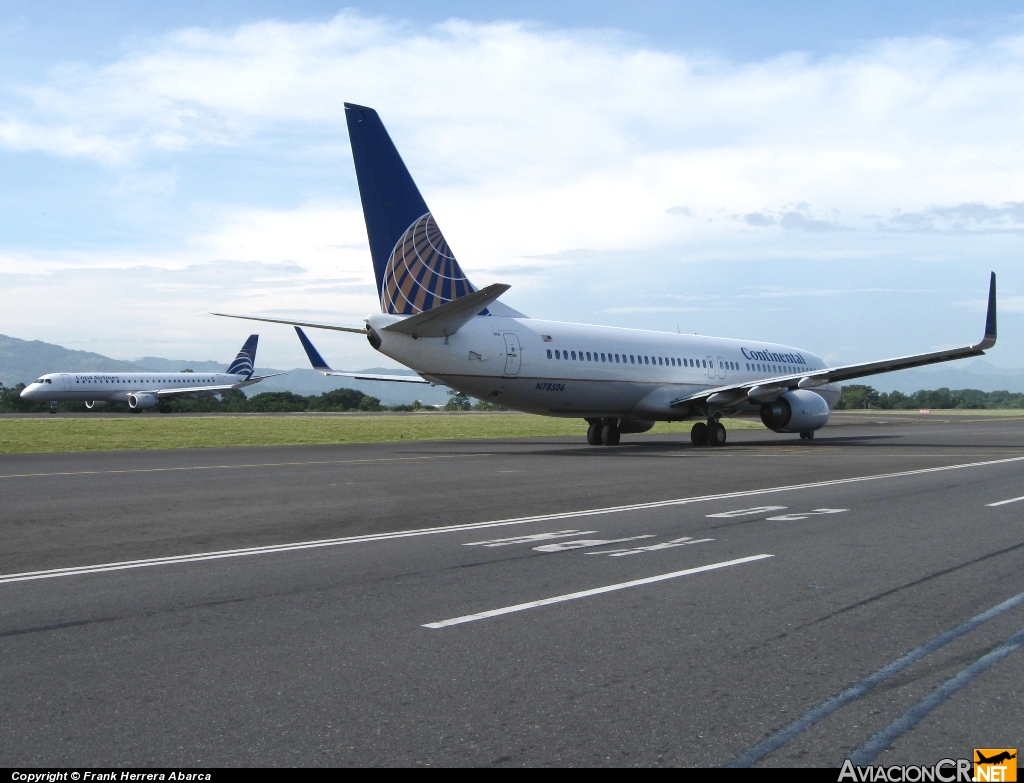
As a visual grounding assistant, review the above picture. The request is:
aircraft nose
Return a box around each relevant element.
[19,385,32,398]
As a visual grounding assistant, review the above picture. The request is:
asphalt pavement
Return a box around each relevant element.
[1,412,1022,766]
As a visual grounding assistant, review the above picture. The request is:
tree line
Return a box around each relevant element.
[0,384,502,414]
[4,379,1019,414]
[835,385,1024,410]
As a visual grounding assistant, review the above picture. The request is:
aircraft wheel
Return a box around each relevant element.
[800,431,815,440]
[159,404,172,414]
[709,421,727,446]
[586,422,602,446]
[48,405,57,415]
[601,424,621,446]
[690,422,708,446]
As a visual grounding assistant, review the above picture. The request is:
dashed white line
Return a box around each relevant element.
[422,554,774,628]
[533,535,654,553]
[463,530,596,547]
[707,506,787,518]
[766,508,849,521]
[986,495,1024,507]
[586,537,715,557]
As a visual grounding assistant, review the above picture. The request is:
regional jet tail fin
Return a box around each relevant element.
[226,335,259,378]
[294,327,430,384]
[383,283,511,339]
[668,273,998,414]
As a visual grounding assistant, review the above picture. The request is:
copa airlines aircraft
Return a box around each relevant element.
[216,103,998,447]
[20,335,276,414]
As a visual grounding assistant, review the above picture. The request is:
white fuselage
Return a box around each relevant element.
[21,372,247,403]
[366,313,841,420]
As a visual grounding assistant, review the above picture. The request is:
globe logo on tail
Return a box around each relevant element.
[381,213,476,315]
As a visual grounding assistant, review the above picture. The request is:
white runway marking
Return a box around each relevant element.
[422,554,774,628]
[986,494,1024,507]
[0,452,491,480]
[463,530,596,547]
[3,454,1021,586]
[766,508,848,521]
[706,506,786,518]
[586,536,714,556]
[532,535,654,553]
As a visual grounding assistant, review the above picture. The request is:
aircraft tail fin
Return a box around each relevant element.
[226,335,258,378]
[344,102,479,315]
[295,327,332,372]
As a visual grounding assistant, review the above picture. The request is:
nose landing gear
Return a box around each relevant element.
[48,402,58,415]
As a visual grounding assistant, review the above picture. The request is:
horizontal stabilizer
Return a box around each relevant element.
[383,283,511,339]
[212,313,367,335]
[320,371,430,385]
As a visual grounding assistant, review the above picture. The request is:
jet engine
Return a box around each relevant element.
[84,400,110,411]
[618,418,655,434]
[127,392,159,410]
[760,389,830,433]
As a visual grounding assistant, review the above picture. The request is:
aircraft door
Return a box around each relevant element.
[503,333,522,376]
[717,356,726,379]
[59,374,71,392]
[706,355,715,379]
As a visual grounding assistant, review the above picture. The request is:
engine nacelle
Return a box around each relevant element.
[84,400,110,411]
[127,392,159,410]
[760,389,830,433]
[618,418,655,434]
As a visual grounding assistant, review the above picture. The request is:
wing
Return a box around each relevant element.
[673,272,997,412]
[318,371,431,384]
[152,373,287,398]
[211,313,367,334]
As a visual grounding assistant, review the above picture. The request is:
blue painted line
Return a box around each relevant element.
[726,590,1024,767]
[850,624,1024,765]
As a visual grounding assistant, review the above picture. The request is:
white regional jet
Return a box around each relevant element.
[215,103,998,447]
[20,335,275,414]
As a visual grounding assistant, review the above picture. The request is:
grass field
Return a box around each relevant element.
[0,412,766,454]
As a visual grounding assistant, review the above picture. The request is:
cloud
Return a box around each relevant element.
[882,202,1024,233]
[2,13,1024,367]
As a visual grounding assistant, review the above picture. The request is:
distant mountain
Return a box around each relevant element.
[0,334,142,385]
[0,333,450,406]
[11,332,1013,407]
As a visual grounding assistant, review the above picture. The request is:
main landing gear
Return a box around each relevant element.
[800,431,815,440]
[586,420,621,446]
[691,420,726,447]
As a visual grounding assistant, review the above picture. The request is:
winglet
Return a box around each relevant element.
[982,271,997,348]
[295,327,333,372]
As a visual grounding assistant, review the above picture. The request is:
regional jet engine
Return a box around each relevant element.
[127,392,159,410]
[84,400,110,411]
[759,389,830,433]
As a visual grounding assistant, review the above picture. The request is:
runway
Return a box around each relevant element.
[1,413,1023,766]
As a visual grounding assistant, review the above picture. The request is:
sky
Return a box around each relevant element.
[2,1,1024,371]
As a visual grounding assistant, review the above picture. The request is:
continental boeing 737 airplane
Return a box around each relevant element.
[20,335,276,413]
[215,103,998,446]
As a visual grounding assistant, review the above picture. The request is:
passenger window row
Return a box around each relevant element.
[545,350,743,371]
[539,350,809,376]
